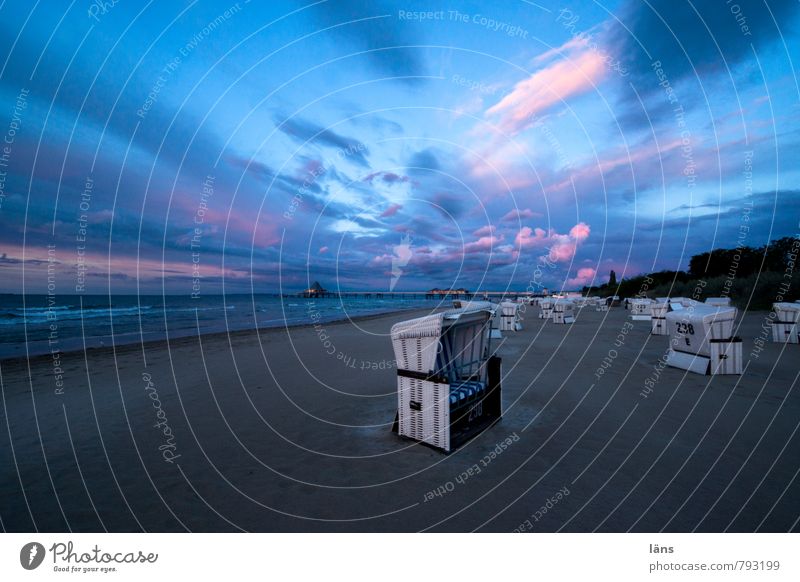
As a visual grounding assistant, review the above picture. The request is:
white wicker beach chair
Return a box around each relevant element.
[630,298,654,321]
[772,302,800,344]
[455,300,502,338]
[539,297,554,319]
[390,306,502,452]
[650,301,669,335]
[551,299,575,324]
[499,301,522,331]
[704,297,731,307]
[668,297,702,310]
[665,305,741,375]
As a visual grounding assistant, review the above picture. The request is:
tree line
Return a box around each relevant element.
[581,237,799,309]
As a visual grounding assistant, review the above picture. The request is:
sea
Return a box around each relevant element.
[0,294,435,360]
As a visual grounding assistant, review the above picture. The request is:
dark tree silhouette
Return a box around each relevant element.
[581,237,798,305]
[689,238,798,279]
[765,237,799,272]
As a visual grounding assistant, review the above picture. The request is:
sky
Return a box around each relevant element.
[0,0,798,294]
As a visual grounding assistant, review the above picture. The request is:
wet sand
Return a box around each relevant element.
[1,305,798,532]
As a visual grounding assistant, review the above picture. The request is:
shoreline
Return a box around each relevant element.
[0,305,439,367]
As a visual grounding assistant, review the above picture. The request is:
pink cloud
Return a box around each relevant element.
[514,222,591,263]
[569,222,591,241]
[380,203,403,218]
[548,235,579,262]
[369,253,393,267]
[0,243,244,283]
[464,235,503,254]
[473,224,496,237]
[501,208,541,222]
[532,35,590,65]
[567,267,597,288]
[515,226,549,249]
[319,246,329,254]
[486,49,607,135]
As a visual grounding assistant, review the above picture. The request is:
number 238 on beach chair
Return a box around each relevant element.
[390,306,502,453]
[665,305,741,375]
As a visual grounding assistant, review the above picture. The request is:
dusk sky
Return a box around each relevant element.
[0,0,798,294]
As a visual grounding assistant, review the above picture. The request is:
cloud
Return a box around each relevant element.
[567,267,597,288]
[515,226,548,249]
[274,115,370,167]
[473,225,495,237]
[486,48,607,135]
[350,114,404,135]
[501,208,541,222]
[380,203,403,217]
[570,222,591,241]
[431,191,466,219]
[364,171,409,184]
[532,35,593,65]
[548,236,582,262]
[407,148,440,173]
[515,222,591,263]
[0,252,52,266]
[464,235,503,254]
[0,242,243,292]
[369,253,393,267]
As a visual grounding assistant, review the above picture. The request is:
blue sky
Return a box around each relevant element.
[0,0,798,294]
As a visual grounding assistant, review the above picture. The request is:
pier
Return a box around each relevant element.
[295,290,545,300]
[296,281,546,301]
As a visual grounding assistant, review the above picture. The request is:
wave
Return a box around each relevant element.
[0,305,155,324]
[0,303,247,324]
[0,305,74,316]
[171,305,236,313]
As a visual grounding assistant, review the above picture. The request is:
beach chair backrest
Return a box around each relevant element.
[705,297,731,307]
[651,302,669,317]
[774,303,800,323]
[391,313,444,374]
[436,311,491,384]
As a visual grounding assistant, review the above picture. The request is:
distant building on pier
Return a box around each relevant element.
[428,287,471,296]
[300,281,327,298]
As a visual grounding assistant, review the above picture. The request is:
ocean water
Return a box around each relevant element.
[0,294,436,360]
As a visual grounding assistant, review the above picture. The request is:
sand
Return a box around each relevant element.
[0,305,798,532]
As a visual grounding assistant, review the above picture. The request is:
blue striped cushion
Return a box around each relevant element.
[449,380,486,406]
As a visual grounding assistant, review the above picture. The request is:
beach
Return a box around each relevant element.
[0,305,798,532]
